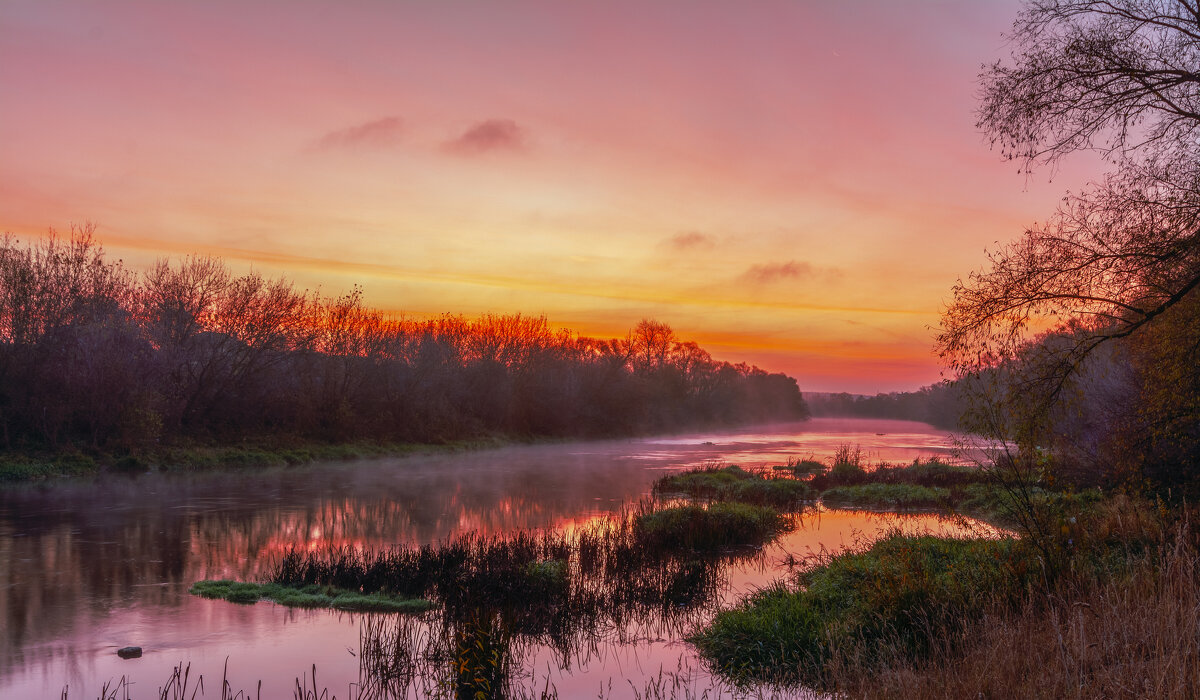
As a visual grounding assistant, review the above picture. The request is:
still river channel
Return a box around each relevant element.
[0,418,995,698]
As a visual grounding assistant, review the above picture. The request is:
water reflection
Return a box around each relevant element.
[0,418,965,696]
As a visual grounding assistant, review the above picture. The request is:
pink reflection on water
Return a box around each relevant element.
[0,419,987,697]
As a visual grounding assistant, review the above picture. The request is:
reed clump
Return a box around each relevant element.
[652,464,813,509]
[634,502,790,552]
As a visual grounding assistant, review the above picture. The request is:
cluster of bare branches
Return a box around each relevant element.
[940,0,1200,487]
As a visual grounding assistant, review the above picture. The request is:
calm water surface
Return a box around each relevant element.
[0,418,990,698]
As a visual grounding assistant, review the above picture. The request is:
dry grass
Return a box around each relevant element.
[831,506,1200,699]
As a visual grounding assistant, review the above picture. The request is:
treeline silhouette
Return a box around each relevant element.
[805,383,965,430]
[0,227,808,453]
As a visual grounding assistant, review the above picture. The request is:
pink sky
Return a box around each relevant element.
[0,1,1104,393]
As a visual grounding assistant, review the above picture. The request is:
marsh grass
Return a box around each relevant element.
[189,580,434,613]
[772,456,827,478]
[652,464,813,509]
[820,484,951,510]
[634,502,790,551]
[691,530,1032,687]
[810,453,987,491]
[235,504,788,698]
[824,501,1198,698]
[694,495,1183,695]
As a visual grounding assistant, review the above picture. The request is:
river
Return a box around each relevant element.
[0,418,991,698]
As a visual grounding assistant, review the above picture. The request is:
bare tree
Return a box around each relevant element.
[943,0,1200,393]
[980,0,1200,170]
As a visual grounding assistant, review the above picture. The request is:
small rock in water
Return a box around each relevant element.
[116,646,142,659]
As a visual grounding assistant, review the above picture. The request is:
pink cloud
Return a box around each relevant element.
[314,117,404,151]
[444,119,526,155]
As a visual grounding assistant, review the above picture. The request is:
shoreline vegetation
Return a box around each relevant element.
[0,229,808,485]
[78,443,1192,697]
[662,458,1196,697]
[183,451,1029,697]
[0,436,512,484]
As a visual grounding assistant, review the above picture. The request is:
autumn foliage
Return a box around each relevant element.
[0,226,808,452]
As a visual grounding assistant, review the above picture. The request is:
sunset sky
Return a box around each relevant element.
[0,1,1105,393]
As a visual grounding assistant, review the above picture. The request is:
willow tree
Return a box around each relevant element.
[939,0,1200,487]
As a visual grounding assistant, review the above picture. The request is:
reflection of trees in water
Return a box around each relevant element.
[0,456,655,679]
[286,518,760,699]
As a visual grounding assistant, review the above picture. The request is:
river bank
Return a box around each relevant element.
[0,435,530,484]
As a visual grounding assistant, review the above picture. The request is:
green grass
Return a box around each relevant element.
[634,502,790,551]
[0,437,515,485]
[691,532,1031,686]
[0,452,98,483]
[773,458,827,477]
[821,483,950,510]
[189,579,434,613]
[654,465,755,496]
[653,465,812,509]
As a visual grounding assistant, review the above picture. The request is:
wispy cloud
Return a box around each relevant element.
[314,117,404,151]
[667,231,716,250]
[739,260,814,284]
[444,119,526,155]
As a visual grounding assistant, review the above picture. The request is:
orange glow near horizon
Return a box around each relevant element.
[0,1,1106,393]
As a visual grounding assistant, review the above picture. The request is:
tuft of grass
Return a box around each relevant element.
[653,464,755,497]
[329,591,436,613]
[634,502,789,552]
[811,455,989,491]
[774,457,828,477]
[653,464,812,509]
[723,478,813,508]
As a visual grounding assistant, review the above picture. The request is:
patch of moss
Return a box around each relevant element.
[188,579,433,613]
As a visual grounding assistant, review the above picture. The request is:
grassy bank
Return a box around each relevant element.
[0,437,511,484]
[692,531,1033,686]
[814,481,1085,527]
[836,522,1200,698]
[691,495,1183,694]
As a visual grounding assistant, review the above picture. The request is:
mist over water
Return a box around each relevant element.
[0,418,978,697]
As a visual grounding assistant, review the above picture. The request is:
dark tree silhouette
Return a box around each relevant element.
[940,0,1200,488]
[0,229,809,454]
[942,0,1200,395]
